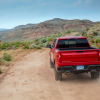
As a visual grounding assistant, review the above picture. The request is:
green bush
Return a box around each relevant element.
[0,45,6,50]
[67,30,71,33]
[75,33,81,36]
[90,39,95,43]
[22,45,29,49]
[95,35,100,39]
[36,42,40,45]
[13,45,17,50]
[44,42,49,47]
[3,53,11,61]
[86,28,89,31]
[34,39,39,42]
[36,45,41,49]
[98,45,100,49]
[0,69,2,74]
[39,44,44,47]
[91,44,96,47]
[29,44,37,49]
[93,31,98,36]
[47,38,53,42]
[81,30,86,36]
[40,38,47,43]
[95,39,100,43]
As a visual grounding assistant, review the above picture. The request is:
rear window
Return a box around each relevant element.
[57,39,89,48]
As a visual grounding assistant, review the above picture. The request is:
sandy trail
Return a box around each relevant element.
[0,48,100,100]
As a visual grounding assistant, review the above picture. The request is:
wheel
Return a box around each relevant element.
[91,71,99,79]
[55,67,62,81]
[50,58,54,68]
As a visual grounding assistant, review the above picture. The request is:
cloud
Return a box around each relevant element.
[85,0,92,4]
[42,3,47,6]
[73,0,82,6]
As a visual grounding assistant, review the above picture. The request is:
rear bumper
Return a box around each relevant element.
[57,65,100,73]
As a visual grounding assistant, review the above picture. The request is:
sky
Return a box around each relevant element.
[0,0,100,29]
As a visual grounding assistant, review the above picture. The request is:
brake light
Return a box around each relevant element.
[98,50,100,61]
[57,53,61,62]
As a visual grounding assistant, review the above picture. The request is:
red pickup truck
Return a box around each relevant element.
[47,36,100,81]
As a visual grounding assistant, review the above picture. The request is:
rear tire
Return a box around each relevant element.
[91,71,99,79]
[50,58,54,68]
[55,68,62,81]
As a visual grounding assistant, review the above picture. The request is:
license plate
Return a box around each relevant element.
[76,65,84,70]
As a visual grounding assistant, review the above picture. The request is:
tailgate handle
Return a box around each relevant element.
[77,51,83,53]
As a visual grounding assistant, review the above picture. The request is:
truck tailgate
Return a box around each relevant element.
[60,49,99,62]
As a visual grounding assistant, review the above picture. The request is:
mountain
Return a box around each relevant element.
[0,18,100,42]
[0,29,8,31]
[13,24,37,29]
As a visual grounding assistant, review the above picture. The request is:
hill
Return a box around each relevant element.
[0,18,100,42]
[87,23,100,36]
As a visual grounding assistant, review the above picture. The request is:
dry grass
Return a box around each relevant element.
[0,48,38,75]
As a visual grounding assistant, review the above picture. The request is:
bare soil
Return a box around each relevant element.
[0,48,100,100]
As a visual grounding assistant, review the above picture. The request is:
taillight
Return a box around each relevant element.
[98,50,100,61]
[57,53,61,62]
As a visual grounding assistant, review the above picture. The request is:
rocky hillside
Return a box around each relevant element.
[0,18,100,42]
[87,23,100,36]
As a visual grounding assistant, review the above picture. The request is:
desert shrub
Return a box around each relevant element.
[91,44,96,47]
[3,43,10,47]
[86,28,89,31]
[22,45,29,49]
[67,30,71,33]
[0,44,6,50]
[0,69,2,74]
[29,44,37,49]
[95,39,100,43]
[44,42,49,47]
[90,39,95,43]
[34,38,39,42]
[10,42,19,47]
[89,36,94,38]
[0,60,2,65]
[13,45,17,50]
[75,33,81,36]
[62,32,67,34]
[58,34,62,37]
[98,45,100,49]
[3,53,11,61]
[81,30,86,36]
[71,30,75,32]
[95,35,100,39]
[39,44,44,47]
[36,45,41,49]
[93,31,98,36]
[40,38,47,43]
[36,42,40,45]
[47,38,53,42]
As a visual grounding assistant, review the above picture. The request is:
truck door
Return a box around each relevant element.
[51,39,57,63]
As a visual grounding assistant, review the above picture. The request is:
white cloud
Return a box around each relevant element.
[73,0,82,6]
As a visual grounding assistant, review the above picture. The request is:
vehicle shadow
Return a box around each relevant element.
[61,73,100,83]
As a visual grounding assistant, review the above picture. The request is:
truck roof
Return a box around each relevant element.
[56,36,86,40]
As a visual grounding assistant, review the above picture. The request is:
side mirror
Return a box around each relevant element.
[46,45,51,48]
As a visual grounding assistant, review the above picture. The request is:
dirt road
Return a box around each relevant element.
[0,48,100,100]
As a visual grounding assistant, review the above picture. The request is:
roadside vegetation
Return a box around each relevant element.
[0,27,100,74]
[0,30,75,74]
